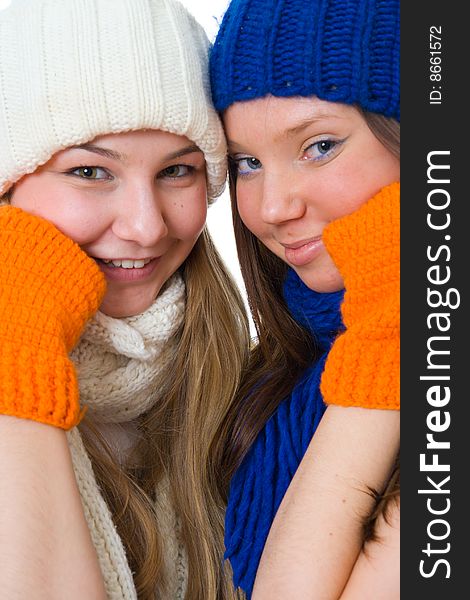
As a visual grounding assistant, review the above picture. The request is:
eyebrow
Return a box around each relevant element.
[227,113,344,151]
[281,114,343,139]
[164,144,203,160]
[70,143,126,161]
[70,142,203,162]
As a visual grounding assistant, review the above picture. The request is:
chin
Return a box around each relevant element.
[99,293,157,318]
[296,268,344,294]
[100,307,140,318]
[99,306,145,318]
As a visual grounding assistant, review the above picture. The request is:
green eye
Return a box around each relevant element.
[161,165,190,178]
[80,167,99,178]
[164,166,180,177]
[72,166,108,179]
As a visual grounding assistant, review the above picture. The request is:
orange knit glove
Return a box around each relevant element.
[0,206,106,429]
[320,182,399,410]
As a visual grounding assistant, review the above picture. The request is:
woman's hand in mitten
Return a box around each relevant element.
[0,206,106,428]
[320,182,400,410]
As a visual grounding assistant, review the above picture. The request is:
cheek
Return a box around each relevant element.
[320,174,368,218]
[236,185,262,236]
[169,189,207,241]
[341,145,400,209]
[11,181,105,245]
[50,208,106,245]
[322,155,399,220]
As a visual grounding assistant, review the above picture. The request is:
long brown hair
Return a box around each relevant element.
[74,231,250,600]
[219,109,400,513]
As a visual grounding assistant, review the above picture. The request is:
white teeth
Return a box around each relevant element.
[101,258,151,269]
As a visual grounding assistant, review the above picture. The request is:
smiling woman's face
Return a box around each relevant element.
[10,129,208,317]
[224,96,400,292]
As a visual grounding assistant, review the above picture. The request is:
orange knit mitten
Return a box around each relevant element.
[320,182,400,410]
[0,206,106,429]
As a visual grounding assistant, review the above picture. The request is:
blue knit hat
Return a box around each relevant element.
[210,0,400,120]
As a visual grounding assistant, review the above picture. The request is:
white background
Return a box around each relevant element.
[177,0,251,326]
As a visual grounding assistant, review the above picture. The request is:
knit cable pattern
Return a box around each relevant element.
[0,206,106,429]
[69,274,188,599]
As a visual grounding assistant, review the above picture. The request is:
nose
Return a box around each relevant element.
[112,184,168,247]
[259,171,306,225]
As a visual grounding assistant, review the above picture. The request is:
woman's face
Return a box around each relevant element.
[224,96,400,292]
[11,129,207,316]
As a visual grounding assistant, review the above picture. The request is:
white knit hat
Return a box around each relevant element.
[0,0,227,200]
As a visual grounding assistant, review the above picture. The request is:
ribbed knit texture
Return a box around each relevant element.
[0,206,106,429]
[225,184,400,595]
[0,0,227,200]
[210,0,400,120]
[321,182,400,410]
[225,269,344,597]
[69,273,188,599]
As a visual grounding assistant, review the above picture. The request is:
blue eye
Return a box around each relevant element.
[70,166,109,180]
[160,164,192,178]
[303,139,342,162]
[233,156,262,177]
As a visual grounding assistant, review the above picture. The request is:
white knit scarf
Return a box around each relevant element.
[67,273,188,600]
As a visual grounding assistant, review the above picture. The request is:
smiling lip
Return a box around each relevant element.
[282,236,324,267]
[95,257,160,282]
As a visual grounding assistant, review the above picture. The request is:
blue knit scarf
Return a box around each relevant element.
[224,268,344,597]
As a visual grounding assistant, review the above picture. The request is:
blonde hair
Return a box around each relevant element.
[1,176,250,597]
[76,230,249,599]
